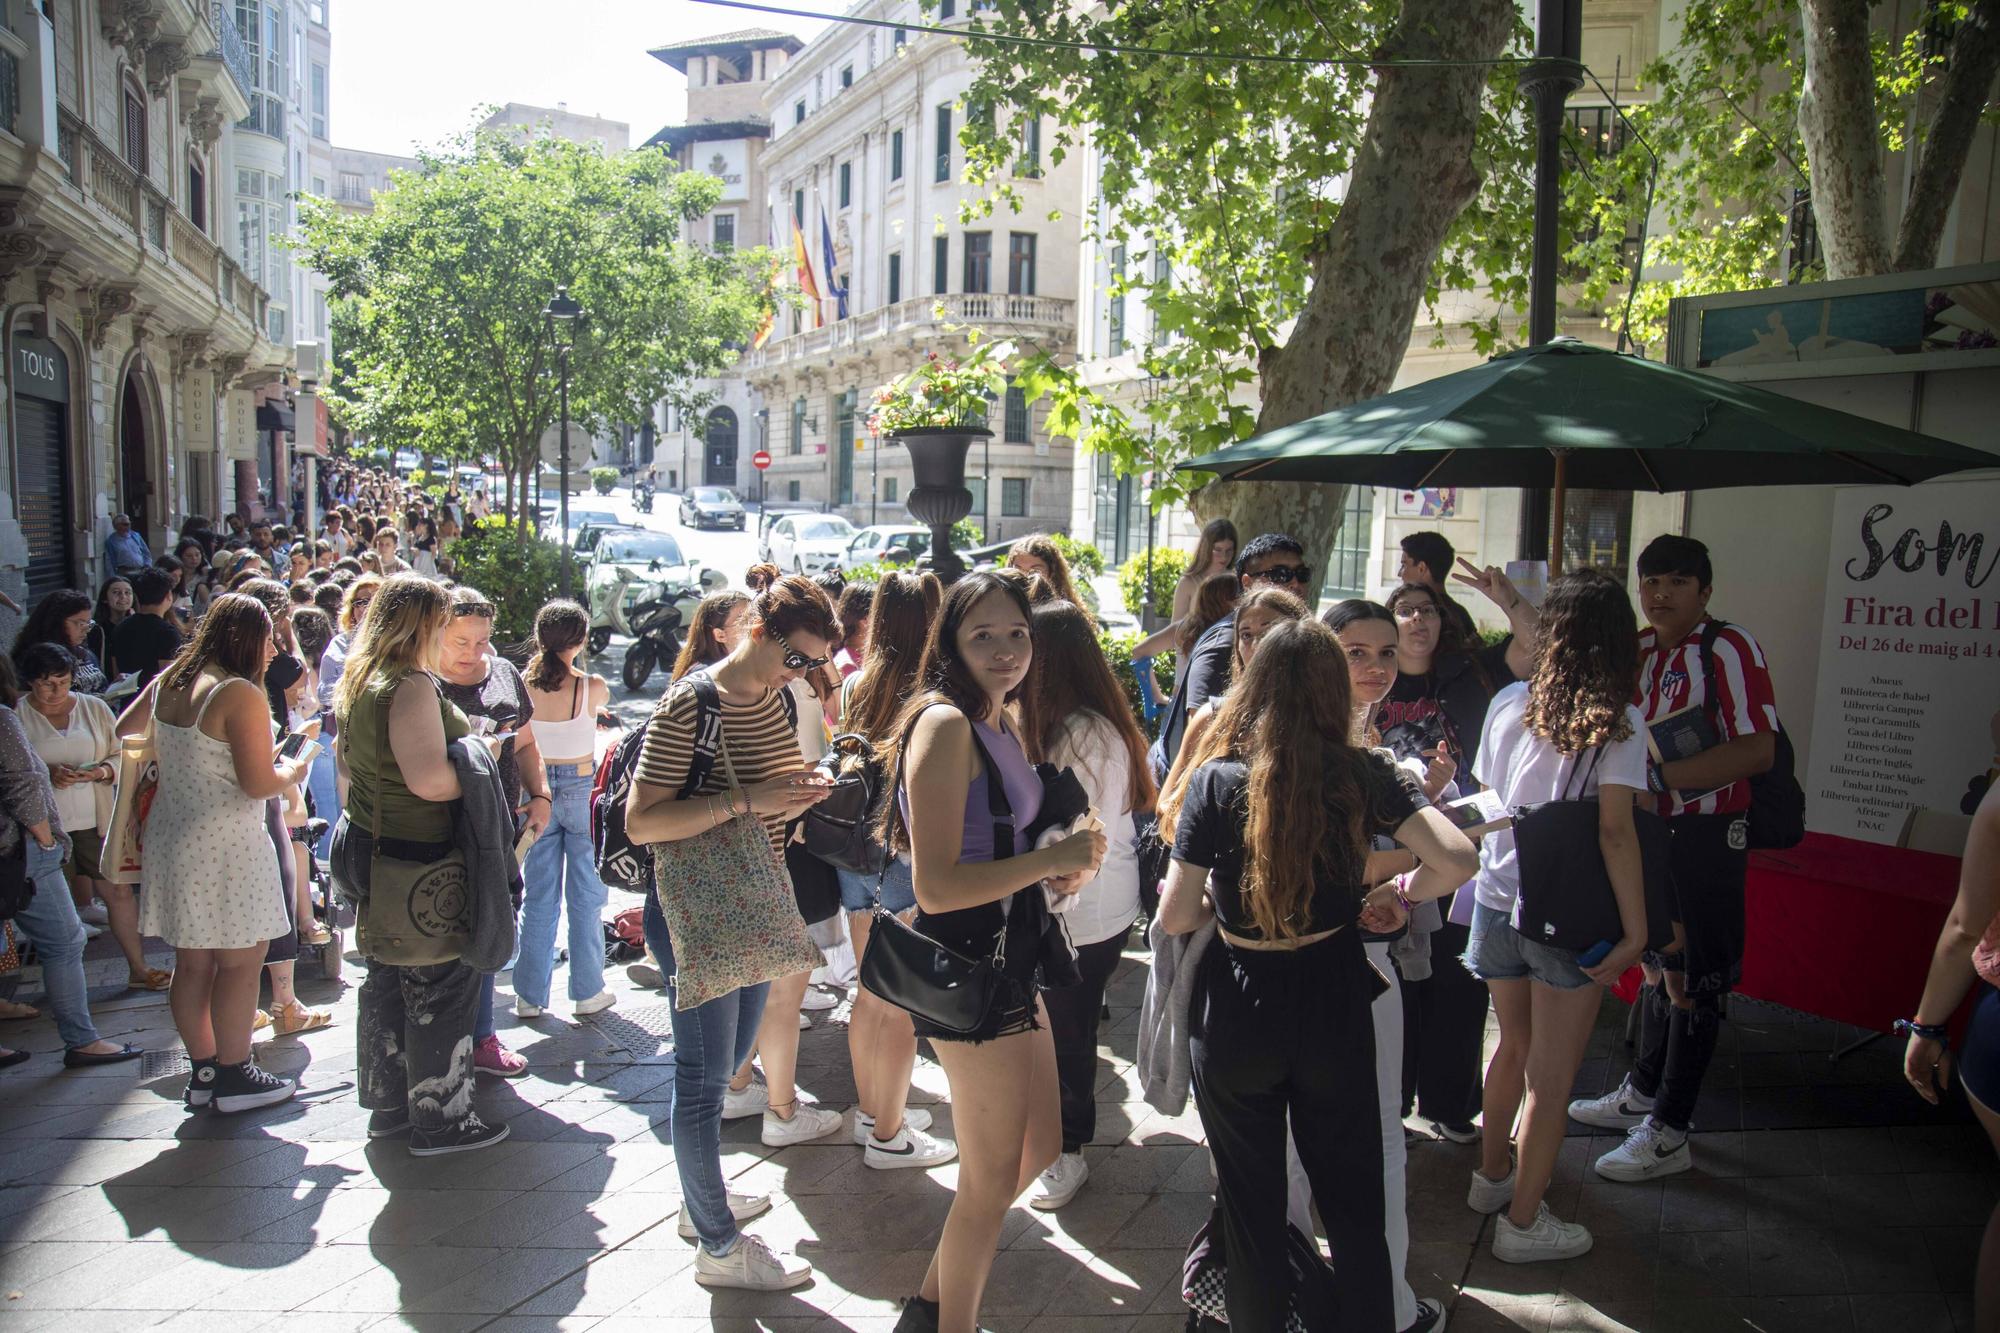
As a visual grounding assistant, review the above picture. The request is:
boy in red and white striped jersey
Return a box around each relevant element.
[1571,535,1782,1184]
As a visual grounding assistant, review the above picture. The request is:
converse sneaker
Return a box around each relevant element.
[865,1125,958,1171]
[851,1106,934,1145]
[722,1081,770,1119]
[1492,1202,1594,1263]
[184,1058,218,1109]
[1593,1116,1691,1182]
[761,1101,844,1148]
[1567,1074,1655,1130]
[676,1190,773,1240]
[799,986,841,1011]
[367,1108,411,1138]
[408,1113,510,1157]
[1401,1297,1449,1333]
[691,1233,813,1290]
[894,1294,941,1331]
[210,1060,296,1114]
[473,1034,527,1079]
[1467,1165,1516,1215]
[1030,1151,1089,1209]
[573,990,616,1017]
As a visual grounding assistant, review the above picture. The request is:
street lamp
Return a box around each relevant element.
[545,285,584,598]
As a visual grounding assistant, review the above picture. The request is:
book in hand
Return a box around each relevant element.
[1443,789,1511,839]
[1646,704,1721,765]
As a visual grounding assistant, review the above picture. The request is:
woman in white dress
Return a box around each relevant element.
[133,593,311,1113]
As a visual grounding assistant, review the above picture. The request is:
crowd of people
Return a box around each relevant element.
[2,473,1997,1333]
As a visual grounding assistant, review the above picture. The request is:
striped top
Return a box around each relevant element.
[1637,617,1779,818]
[636,679,798,854]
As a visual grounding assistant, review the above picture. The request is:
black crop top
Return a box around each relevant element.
[1171,749,1428,939]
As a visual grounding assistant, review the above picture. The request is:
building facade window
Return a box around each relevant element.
[890,128,904,181]
[1151,250,1172,345]
[884,476,898,502]
[1107,244,1126,355]
[834,387,857,505]
[940,0,955,16]
[187,159,206,231]
[1003,383,1029,443]
[1007,232,1037,296]
[338,171,363,202]
[933,235,949,295]
[838,161,851,208]
[840,64,853,88]
[794,99,806,125]
[793,189,805,226]
[966,476,986,523]
[236,2,285,138]
[1319,485,1374,601]
[934,104,952,181]
[712,212,736,250]
[122,84,146,172]
[1017,116,1041,177]
[788,480,801,502]
[963,231,991,293]
[887,251,901,305]
[790,397,806,454]
[893,26,907,51]
[310,61,328,139]
[1001,477,1028,517]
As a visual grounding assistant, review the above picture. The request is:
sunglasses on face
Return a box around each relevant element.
[1249,563,1312,586]
[771,629,830,672]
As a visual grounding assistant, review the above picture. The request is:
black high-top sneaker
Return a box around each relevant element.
[185,1058,219,1110]
[210,1060,296,1114]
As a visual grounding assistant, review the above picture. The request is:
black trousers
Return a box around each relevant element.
[1398,917,1488,1125]
[1041,931,1128,1153]
[356,958,481,1132]
[1191,930,1394,1333]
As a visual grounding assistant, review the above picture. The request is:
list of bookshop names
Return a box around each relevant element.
[1818,676,1930,838]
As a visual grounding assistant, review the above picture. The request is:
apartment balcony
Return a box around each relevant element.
[180,1,253,126]
[738,292,1077,375]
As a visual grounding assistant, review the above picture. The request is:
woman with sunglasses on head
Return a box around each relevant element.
[624,572,836,1290]
[1382,567,1539,1144]
[879,571,1107,1331]
[1158,619,1477,1332]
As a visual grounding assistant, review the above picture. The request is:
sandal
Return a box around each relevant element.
[253,1008,272,1032]
[126,969,173,992]
[270,1003,334,1037]
[299,926,332,947]
[0,1000,39,1021]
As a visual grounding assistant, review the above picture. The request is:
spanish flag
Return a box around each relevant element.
[791,217,823,329]
[752,208,780,348]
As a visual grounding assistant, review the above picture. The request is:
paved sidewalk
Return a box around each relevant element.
[0,915,1992,1332]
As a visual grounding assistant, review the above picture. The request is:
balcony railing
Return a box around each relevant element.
[209,1,253,104]
[741,292,1075,372]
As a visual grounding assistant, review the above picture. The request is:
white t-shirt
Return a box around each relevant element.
[1471,682,1650,914]
[1048,710,1142,948]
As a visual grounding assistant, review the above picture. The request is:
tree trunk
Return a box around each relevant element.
[1895,0,2000,271]
[1798,0,1895,279]
[1195,0,1516,579]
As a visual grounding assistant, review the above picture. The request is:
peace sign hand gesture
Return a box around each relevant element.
[1450,557,1525,614]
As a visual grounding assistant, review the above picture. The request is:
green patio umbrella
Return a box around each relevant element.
[1175,338,1995,569]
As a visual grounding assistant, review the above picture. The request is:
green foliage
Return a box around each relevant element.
[444,516,565,646]
[1097,630,1173,741]
[291,128,769,520]
[1047,533,1104,580]
[408,469,430,489]
[367,447,392,469]
[590,467,618,495]
[868,339,1015,434]
[951,518,984,549]
[1117,546,1192,620]
[839,560,903,586]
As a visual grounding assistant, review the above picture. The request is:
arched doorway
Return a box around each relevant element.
[704,407,738,486]
[119,369,155,541]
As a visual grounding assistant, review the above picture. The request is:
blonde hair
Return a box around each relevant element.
[333,573,449,719]
[340,572,384,631]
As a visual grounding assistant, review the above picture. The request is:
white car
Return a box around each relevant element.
[763,514,858,575]
[840,524,931,571]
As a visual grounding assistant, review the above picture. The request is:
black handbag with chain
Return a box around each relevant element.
[1512,747,1675,954]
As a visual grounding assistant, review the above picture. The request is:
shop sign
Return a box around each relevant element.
[13,335,68,403]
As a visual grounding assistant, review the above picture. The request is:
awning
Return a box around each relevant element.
[256,402,295,432]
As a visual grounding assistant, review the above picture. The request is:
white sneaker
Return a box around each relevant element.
[80,921,103,939]
[676,1190,773,1240]
[625,961,665,990]
[1030,1151,1089,1210]
[1492,1203,1593,1263]
[851,1106,934,1145]
[864,1124,957,1170]
[762,1101,844,1147]
[1467,1165,1515,1215]
[572,990,616,1017]
[77,900,109,925]
[691,1233,813,1290]
[1594,1117,1692,1182]
[1567,1074,1655,1130]
[512,999,544,1019]
[799,987,840,1011]
[722,1082,769,1120]
[797,1011,811,1030]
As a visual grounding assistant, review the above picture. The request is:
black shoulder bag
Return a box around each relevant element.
[1512,747,1676,955]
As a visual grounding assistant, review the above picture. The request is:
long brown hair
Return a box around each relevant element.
[1188,517,1239,578]
[671,590,750,682]
[1022,600,1156,815]
[526,600,588,693]
[1230,585,1308,668]
[875,571,1035,855]
[843,570,942,743]
[1008,535,1093,625]
[1179,571,1242,655]
[1522,569,1639,755]
[746,562,841,699]
[1156,619,1370,941]
[161,593,273,694]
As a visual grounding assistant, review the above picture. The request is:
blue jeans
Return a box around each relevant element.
[660,919,770,1255]
[15,840,101,1049]
[1463,901,1593,990]
[474,975,497,1041]
[307,746,340,859]
[513,769,610,1008]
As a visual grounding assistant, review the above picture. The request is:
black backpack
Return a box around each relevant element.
[801,732,887,874]
[590,669,798,893]
[1699,620,1806,850]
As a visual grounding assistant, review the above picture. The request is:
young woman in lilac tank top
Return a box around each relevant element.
[877,571,1107,1333]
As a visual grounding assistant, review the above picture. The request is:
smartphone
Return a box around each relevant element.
[1577,939,1614,968]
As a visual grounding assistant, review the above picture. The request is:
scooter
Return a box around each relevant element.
[586,561,713,658]
[636,481,655,514]
[619,584,684,692]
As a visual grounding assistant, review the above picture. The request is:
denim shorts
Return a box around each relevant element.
[1463,901,1593,990]
[836,857,917,915]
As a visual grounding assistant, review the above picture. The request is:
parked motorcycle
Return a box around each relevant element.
[618,584,684,692]
[585,559,724,667]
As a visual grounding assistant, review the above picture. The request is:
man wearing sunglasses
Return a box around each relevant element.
[1148,532,1312,784]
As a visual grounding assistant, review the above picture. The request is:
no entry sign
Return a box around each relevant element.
[752,450,772,471]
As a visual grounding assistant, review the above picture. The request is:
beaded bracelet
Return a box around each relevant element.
[1893,1018,1949,1041]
